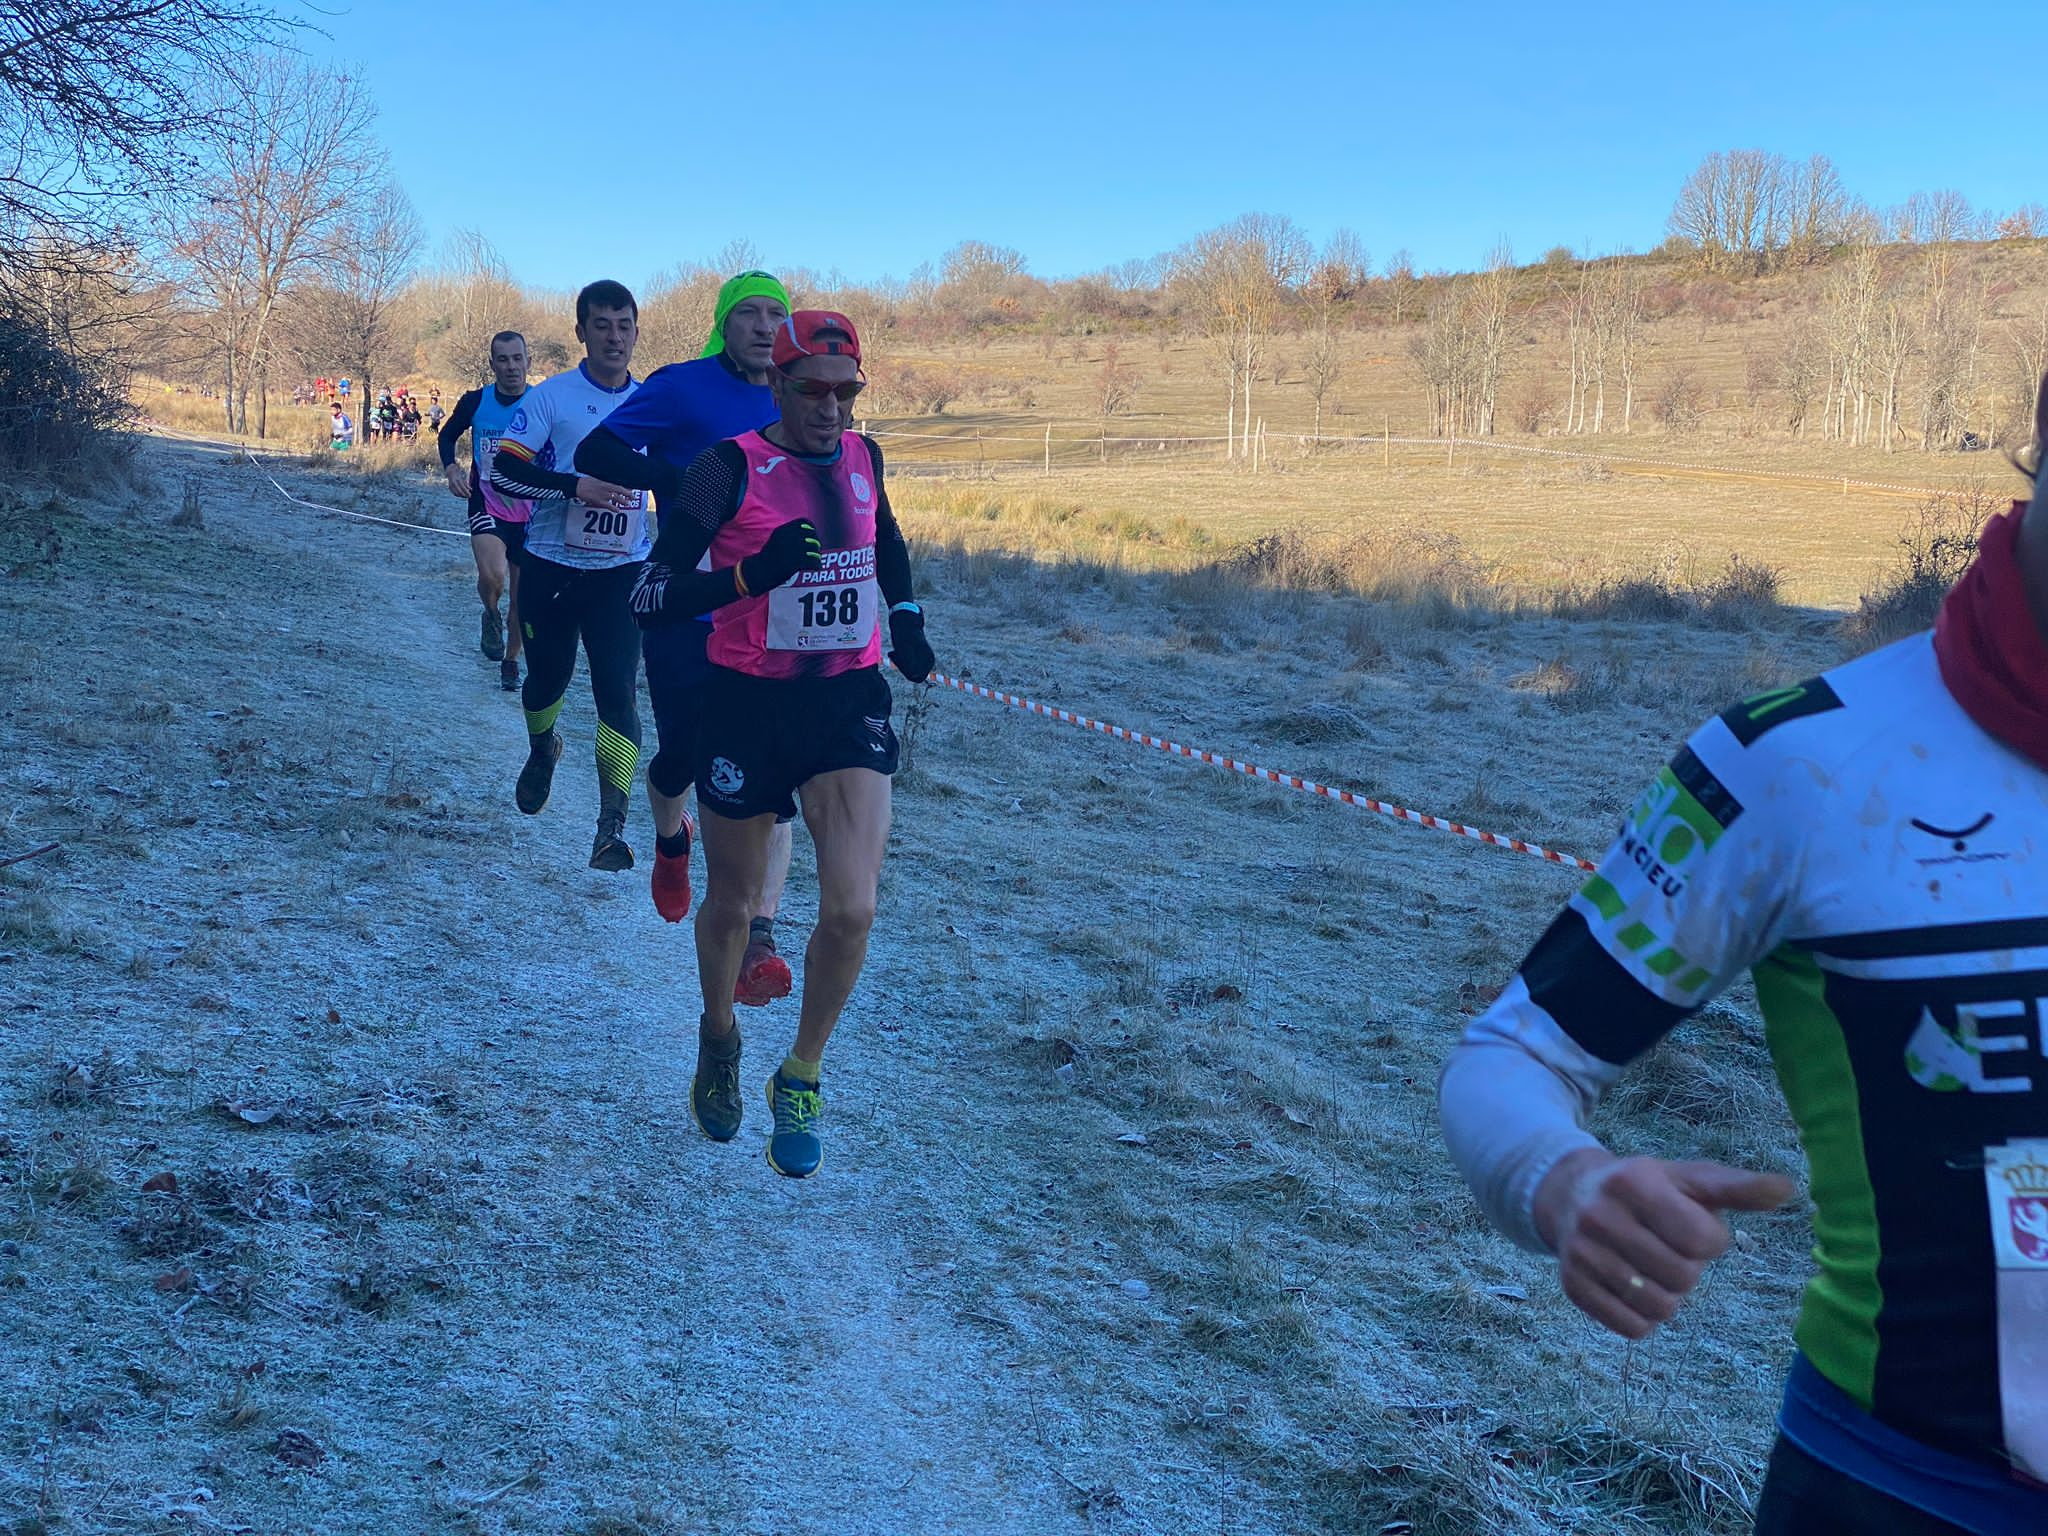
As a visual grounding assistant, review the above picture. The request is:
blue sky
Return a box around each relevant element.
[308,0,2042,290]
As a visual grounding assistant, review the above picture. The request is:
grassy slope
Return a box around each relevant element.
[3,436,1848,1533]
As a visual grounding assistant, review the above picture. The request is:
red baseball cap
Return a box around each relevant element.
[772,310,862,370]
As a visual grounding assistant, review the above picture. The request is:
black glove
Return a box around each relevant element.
[739,519,821,594]
[888,604,935,683]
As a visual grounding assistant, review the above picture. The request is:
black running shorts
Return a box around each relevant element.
[468,500,528,557]
[695,666,899,822]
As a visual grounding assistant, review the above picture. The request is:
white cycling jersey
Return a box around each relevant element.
[1441,628,2048,1478]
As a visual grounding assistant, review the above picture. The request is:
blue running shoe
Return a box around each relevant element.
[765,1067,823,1178]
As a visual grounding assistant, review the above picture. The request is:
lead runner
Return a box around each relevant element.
[629,311,934,1176]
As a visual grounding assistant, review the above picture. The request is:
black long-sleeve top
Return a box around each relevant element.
[435,387,483,469]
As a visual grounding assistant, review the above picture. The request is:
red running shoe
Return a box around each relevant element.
[650,813,695,923]
[734,939,793,1007]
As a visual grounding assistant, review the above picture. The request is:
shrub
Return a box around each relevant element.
[0,311,130,472]
[1843,484,2001,649]
[1654,368,1708,434]
[865,361,965,416]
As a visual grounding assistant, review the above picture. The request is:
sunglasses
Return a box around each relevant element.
[782,375,867,403]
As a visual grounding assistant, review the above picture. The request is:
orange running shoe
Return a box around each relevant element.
[734,934,792,1007]
[649,812,695,923]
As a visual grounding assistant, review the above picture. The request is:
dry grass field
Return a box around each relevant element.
[0,425,1906,1534]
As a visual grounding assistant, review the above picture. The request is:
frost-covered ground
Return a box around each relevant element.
[1,437,1840,1534]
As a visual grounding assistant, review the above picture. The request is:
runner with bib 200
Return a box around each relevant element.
[438,330,532,691]
[576,271,799,1005]
[629,311,934,1176]
[488,280,648,871]
[1438,382,2048,1533]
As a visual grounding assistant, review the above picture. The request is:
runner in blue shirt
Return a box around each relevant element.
[576,272,799,1009]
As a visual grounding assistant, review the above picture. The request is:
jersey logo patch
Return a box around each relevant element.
[1910,812,2010,867]
[756,456,786,475]
[1904,1000,2037,1094]
[851,471,873,505]
[709,757,745,796]
[1719,678,1844,747]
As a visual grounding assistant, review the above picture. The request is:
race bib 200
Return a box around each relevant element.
[566,493,647,554]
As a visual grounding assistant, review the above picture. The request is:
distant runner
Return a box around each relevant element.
[438,331,534,691]
[631,311,935,1177]
[1438,387,2048,1533]
[328,403,353,451]
[488,280,648,870]
[575,270,797,1000]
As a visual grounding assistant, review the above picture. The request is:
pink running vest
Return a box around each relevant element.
[706,430,883,680]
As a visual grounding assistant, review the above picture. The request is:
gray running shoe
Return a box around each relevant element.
[515,730,562,815]
[590,807,633,871]
[692,1020,743,1142]
[481,606,505,661]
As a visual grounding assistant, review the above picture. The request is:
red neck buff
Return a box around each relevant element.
[1933,500,2048,771]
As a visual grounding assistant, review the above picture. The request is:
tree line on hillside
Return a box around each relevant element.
[3,14,2043,476]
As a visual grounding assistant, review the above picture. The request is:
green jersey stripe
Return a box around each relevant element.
[1758,944,1883,1410]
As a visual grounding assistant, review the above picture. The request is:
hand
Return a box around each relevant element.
[888,606,934,683]
[574,475,635,510]
[443,463,470,500]
[739,519,822,594]
[1534,1149,1795,1340]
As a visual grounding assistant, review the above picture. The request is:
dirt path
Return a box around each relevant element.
[1,440,1129,1534]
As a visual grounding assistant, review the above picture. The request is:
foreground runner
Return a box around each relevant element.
[1438,393,2048,1532]
[630,311,934,1176]
[488,280,647,870]
[438,330,532,691]
[577,270,796,999]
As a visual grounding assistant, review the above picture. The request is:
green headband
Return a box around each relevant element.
[702,269,792,358]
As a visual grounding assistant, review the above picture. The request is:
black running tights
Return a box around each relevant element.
[518,556,642,797]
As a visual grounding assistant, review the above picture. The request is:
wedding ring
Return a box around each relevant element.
[1628,1275,1647,1291]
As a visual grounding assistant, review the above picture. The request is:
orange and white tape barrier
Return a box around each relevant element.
[914,668,1598,873]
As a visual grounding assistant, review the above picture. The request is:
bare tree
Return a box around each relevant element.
[1095,343,1135,459]
[1172,213,1309,460]
[1996,205,2048,240]
[278,179,422,417]
[1307,228,1370,305]
[1559,257,1591,433]
[1783,154,1847,264]
[1778,319,1827,436]
[1409,252,1516,440]
[1384,248,1417,323]
[1468,242,1515,435]
[939,240,1027,307]
[638,262,720,370]
[1303,315,1341,444]
[1870,284,1917,452]
[1920,276,1981,452]
[1601,258,1648,433]
[171,53,380,435]
[1819,240,1881,444]
[413,229,537,383]
[1669,149,1791,272]
[0,1,288,270]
